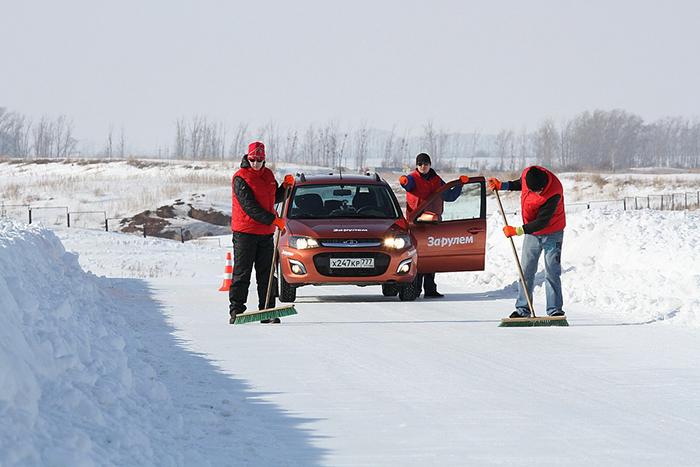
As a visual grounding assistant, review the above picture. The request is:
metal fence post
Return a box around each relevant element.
[105,218,109,232]
[28,208,32,224]
[623,198,627,211]
[67,212,71,228]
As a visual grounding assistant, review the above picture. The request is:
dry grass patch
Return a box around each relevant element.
[2,183,22,200]
[590,173,607,188]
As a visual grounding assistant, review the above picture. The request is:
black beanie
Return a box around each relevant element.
[416,153,431,165]
[525,167,548,191]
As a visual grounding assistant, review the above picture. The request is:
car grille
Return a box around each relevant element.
[319,238,383,248]
[313,252,390,277]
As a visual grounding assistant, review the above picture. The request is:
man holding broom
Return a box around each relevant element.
[229,141,294,324]
[488,166,566,318]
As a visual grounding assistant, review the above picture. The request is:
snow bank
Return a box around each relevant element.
[0,219,183,466]
[565,209,700,325]
[442,209,700,326]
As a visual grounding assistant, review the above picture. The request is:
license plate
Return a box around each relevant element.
[330,257,374,268]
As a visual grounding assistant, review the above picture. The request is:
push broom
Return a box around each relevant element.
[233,186,298,324]
[494,189,568,328]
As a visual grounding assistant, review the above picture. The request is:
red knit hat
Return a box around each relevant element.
[247,141,265,159]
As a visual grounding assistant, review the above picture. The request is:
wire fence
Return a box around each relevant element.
[622,192,700,211]
[506,191,700,215]
[2,190,698,241]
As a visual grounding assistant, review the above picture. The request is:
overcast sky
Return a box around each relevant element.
[2,0,699,152]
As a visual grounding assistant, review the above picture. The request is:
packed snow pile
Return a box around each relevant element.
[0,219,183,466]
[442,208,700,326]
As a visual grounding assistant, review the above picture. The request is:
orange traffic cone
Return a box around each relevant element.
[218,251,233,291]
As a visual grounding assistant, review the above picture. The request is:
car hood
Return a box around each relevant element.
[286,218,403,238]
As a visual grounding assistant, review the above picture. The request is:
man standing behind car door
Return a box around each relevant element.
[229,141,293,324]
[399,152,466,298]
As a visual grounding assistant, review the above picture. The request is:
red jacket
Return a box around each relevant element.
[231,165,278,235]
[520,166,566,235]
[405,169,444,216]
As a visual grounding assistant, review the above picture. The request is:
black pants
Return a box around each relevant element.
[417,273,437,295]
[229,231,277,315]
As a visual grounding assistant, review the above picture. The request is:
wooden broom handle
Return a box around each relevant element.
[494,189,536,318]
[264,185,292,309]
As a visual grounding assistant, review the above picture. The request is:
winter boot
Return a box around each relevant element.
[424,291,444,298]
[260,318,281,324]
[509,311,531,319]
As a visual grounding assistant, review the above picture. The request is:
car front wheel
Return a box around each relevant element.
[279,274,297,303]
[382,283,399,297]
[398,276,419,301]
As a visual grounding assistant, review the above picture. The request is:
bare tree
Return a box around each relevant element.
[533,120,558,167]
[56,116,77,158]
[230,123,248,159]
[354,123,369,171]
[0,109,31,157]
[515,128,529,170]
[301,125,317,165]
[558,119,571,168]
[395,131,410,169]
[494,129,513,171]
[469,130,481,170]
[421,120,437,156]
[282,128,299,162]
[381,127,395,168]
[105,125,114,159]
[118,126,125,158]
[33,116,53,157]
[189,116,205,159]
[174,118,187,158]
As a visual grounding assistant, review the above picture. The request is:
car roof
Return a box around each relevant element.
[294,173,386,185]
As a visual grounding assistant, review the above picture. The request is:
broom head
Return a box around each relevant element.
[499,315,569,327]
[233,305,297,325]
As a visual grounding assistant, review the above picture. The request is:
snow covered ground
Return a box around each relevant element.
[2,200,700,465]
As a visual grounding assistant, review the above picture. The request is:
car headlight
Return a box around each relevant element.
[384,235,411,249]
[288,236,320,250]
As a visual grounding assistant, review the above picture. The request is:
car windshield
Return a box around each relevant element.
[287,184,401,219]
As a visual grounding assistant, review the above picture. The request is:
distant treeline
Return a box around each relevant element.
[2,107,699,170]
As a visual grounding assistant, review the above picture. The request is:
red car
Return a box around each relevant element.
[277,173,486,301]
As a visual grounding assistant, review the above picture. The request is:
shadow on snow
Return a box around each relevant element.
[105,278,328,467]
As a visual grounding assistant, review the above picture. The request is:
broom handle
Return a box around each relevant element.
[494,189,536,318]
[263,185,291,309]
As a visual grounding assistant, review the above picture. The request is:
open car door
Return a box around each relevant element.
[408,177,486,273]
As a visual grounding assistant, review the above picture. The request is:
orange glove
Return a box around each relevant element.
[503,225,524,237]
[487,178,502,191]
[459,175,469,184]
[399,175,408,186]
[282,174,295,188]
[272,217,286,231]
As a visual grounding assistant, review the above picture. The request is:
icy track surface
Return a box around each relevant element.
[2,208,700,466]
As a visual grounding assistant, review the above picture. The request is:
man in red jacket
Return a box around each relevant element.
[229,141,293,324]
[488,166,566,318]
[400,152,464,298]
